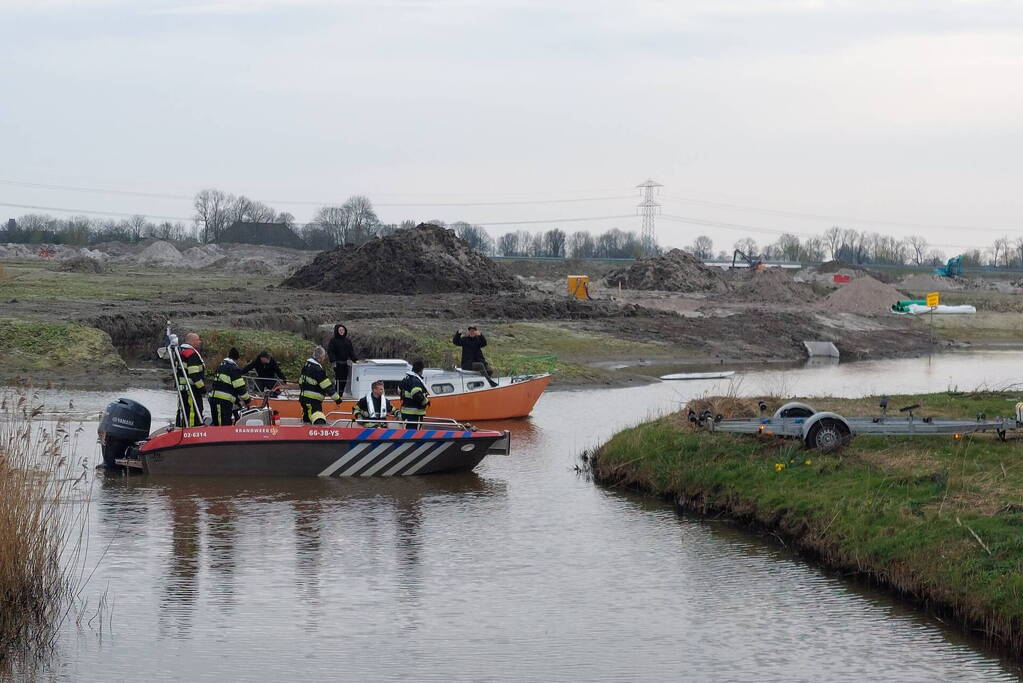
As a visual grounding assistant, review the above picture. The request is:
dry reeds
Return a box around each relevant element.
[0,388,91,669]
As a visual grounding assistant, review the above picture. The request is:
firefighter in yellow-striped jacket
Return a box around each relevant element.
[175,332,206,427]
[209,347,252,426]
[398,359,430,427]
[299,346,340,425]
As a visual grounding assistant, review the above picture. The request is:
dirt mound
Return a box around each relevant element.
[728,268,818,304]
[282,223,521,294]
[136,240,184,266]
[825,275,905,315]
[604,249,727,293]
[900,273,964,292]
[818,260,868,274]
[59,256,109,274]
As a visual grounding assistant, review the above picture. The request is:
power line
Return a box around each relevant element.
[0,201,193,222]
[660,212,999,251]
[474,214,636,226]
[661,194,1017,234]
[0,200,636,230]
[0,178,633,207]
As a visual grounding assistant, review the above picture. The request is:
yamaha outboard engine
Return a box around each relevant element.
[98,398,151,469]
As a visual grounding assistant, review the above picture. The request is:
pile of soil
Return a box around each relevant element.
[604,249,727,293]
[282,223,521,294]
[59,256,109,274]
[136,240,184,266]
[900,273,964,292]
[729,268,818,304]
[825,275,906,315]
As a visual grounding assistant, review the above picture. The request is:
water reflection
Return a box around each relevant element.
[97,472,504,642]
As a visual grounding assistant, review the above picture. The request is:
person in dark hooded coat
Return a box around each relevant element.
[327,324,357,396]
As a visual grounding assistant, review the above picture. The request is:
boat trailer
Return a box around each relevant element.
[691,399,1023,452]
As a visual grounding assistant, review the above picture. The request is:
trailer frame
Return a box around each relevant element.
[693,401,1021,452]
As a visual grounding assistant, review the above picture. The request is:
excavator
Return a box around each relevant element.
[934,255,962,278]
[731,249,765,270]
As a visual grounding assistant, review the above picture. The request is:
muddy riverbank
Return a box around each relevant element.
[0,257,942,390]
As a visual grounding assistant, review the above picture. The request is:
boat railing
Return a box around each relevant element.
[323,411,467,430]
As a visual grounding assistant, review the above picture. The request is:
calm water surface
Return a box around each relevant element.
[22,352,1023,681]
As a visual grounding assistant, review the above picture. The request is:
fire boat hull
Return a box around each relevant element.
[120,425,507,477]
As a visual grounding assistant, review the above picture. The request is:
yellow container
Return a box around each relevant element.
[567,275,590,299]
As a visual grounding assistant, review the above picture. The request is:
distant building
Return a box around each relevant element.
[219,221,306,249]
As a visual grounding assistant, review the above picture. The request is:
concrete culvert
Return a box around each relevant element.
[282,223,522,294]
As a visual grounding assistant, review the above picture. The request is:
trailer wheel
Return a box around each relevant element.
[804,418,851,453]
[774,402,816,419]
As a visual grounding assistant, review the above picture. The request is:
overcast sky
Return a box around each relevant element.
[2,0,1022,253]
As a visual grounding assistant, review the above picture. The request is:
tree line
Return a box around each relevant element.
[685,227,1005,268]
[6,187,1016,267]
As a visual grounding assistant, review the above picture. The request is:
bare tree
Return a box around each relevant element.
[497,232,521,257]
[568,231,596,258]
[452,221,493,254]
[687,235,713,260]
[906,235,928,266]
[733,237,758,257]
[823,226,842,261]
[992,236,1011,267]
[193,188,233,243]
[342,195,379,244]
[126,214,149,242]
[542,229,566,258]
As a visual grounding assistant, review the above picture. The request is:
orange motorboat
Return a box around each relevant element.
[250,359,551,422]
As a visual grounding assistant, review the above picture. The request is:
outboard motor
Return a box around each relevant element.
[98,398,151,469]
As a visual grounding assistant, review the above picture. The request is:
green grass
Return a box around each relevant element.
[0,260,275,301]
[197,328,312,381]
[0,319,126,371]
[358,320,663,382]
[593,392,1023,656]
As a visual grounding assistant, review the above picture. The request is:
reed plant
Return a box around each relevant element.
[0,388,90,671]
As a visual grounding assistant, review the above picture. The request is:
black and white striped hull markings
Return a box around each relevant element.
[317,441,456,477]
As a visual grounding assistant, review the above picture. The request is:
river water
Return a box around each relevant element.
[19,351,1023,681]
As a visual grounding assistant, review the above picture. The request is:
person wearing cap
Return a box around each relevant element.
[209,347,252,426]
[452,326,498,388]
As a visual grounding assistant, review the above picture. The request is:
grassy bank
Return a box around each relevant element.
[198,328,312,381]
[593,392,1023,655]
[357,320,668,384]
[0,319,126,373]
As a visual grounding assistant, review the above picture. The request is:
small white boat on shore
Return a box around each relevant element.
[659,371,736,381]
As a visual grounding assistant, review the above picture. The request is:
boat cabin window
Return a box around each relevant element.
[431,383,455,394]
[466,381,485,390]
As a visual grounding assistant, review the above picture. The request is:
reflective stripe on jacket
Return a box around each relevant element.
[398,372,430,416]
[299,358,340,403]
[177,344,206,396]
[211,358,251,404]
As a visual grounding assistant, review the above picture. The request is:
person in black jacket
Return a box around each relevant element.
[398,360,430,426]
[327,324,357,396]
[209,347,252,426]
[241,350,286,392]
[452,326,498,387]
[353,380,393,428]
[299,346,340,425]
